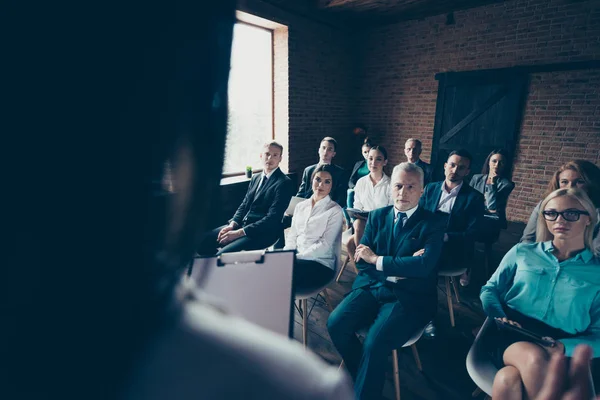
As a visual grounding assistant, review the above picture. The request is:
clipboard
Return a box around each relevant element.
[285,196,307,216]
[346,208,369,220]
[494,318,556,347]
[188,250,296,338]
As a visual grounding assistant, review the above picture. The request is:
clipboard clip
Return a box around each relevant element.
[216,250,267,266]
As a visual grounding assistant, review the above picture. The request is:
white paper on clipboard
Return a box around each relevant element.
[188,250,296,338]
[285,196,307,216]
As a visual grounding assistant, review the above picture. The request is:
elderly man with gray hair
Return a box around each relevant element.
[327,162,447,400]
[404,138,433,185]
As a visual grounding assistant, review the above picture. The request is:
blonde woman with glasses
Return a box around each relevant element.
[480,188,600,400]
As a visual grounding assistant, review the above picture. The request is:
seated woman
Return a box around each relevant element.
[285,164,344,294]
[469,149,515,243]
[520,159,600,253]
[480,188,600,399]
[346,145,392,261]
[346,136,373,208]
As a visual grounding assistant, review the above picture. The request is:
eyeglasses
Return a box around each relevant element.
[542,209,590,222]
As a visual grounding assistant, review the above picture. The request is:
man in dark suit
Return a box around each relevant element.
[197,141,293,255]
[404,138,433,185]
[327,162,446,400]
[419,149,485,285]
[297,137,347,207]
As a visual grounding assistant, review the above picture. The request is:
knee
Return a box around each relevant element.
[523,347,548,371]
[494,366,522,391]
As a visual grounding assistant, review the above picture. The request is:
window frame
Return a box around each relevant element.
[223,20,275,178]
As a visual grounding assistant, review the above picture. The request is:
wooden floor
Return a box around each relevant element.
[292,222,526,400]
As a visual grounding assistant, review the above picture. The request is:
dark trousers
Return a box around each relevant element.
[294,259,334,296]
[327,284,433,400]
[196,224,278,256]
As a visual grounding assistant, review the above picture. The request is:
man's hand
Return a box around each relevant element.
[535,344,596,400]
[413,248,425,257]
[217,223,236,242]
[218,229,244,245]
[543,340,565,357]
[354,244,377,265]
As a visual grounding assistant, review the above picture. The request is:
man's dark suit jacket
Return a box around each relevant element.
[296,163,347,207]
[354,206,446,304]
[415,159,433,186]
[419,181,485,267]
[231,168,293,240]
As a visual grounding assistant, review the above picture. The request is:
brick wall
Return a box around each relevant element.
[238,0,357,185]
[354,0,600,222]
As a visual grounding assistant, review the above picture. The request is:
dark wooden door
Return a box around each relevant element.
[430,69,528,182]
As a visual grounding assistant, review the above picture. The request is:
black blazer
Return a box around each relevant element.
[414,159,433,186]
[419,181,485,265]
[348,160,367,189]
[354,206,446,303]
[469,174,515,228]
[296,163,347,207]
[231,168,294,240]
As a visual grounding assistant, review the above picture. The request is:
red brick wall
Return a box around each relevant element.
[355,0,600,222]
[238,0,357,184]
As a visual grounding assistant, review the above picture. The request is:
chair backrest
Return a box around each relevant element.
[285,196,306,216]
[188,250,295,338]
[466,317,497,396]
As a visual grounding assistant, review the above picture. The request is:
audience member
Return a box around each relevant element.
[405,138,433,185]
[327,163,446,400]
[419,149,484,288]
[521,160,600,253]
[347,136,374,208]
[480,188,600,400]
[284,164,344,294]
[197,141,294,255]
[470,149,515,242]
[346,145,393,263]
[297,137,348,207]
[3,1,353,399]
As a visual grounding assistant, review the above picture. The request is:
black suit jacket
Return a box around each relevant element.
[296,163,347,207]
[414,159,433,186]
[354,206,446,303]
[231,168,294,240]
[419,181,485,266]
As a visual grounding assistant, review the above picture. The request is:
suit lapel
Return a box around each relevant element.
[451,184,469,219]
[384,207,395,252]
[254,169,280,201]
[430,182,443,212]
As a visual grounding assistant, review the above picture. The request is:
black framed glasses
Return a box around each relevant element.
[542,209,590,222]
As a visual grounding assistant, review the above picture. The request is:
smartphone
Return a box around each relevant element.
[494,318,556,347]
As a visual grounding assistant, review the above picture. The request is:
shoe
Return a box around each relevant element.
[459,272,470,287]
[424,321,436,338]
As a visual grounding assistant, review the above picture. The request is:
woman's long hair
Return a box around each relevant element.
[481,149,511,176]
[536,188,598,255]
[544,160,600,208]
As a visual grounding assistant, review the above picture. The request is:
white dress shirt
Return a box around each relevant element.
[354,173,393,211]
[375,205,419,282]
[437,181,463,214]
[284,195,343,271]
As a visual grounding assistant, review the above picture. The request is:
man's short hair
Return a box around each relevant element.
[264,140,284,154]
[448,149,473,163]
[321,137,337,151]
[405,138,422,150]
[391,162,425,188]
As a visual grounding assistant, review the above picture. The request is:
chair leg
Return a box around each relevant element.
[338,360,344,370]
[484,242,493,278]
[302,298,308,348]
[322,289,334,312]
[410,344,423,372]
[445,277,455,327]
[336,256,349,282]
[472,387,482,397]
[451,276,461,303]
[392,349,401,400]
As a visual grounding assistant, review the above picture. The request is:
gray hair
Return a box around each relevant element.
[391,162,424,188]
[405,138,422,150]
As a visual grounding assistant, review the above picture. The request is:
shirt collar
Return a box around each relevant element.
[263,167,278,179]
[442,180,463,195]
[312,194,332,210]
[542,241,595,263]
[394,204,418,220]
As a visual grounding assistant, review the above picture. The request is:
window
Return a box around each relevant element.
[223,22,273,175]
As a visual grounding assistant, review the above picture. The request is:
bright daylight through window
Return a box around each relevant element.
[224,22,273,175]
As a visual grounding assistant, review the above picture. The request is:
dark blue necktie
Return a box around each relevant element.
[394,212,406,239]
[255,175,268,197]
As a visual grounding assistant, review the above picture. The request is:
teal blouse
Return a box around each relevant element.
[480,241,600,356]
[357,163,370,180]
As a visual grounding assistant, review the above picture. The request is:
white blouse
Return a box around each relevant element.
[284,196,343,270]
[354,173,393,211]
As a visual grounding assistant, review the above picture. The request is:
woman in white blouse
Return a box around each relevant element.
[347,145,393,260]
[285,165,344,293]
